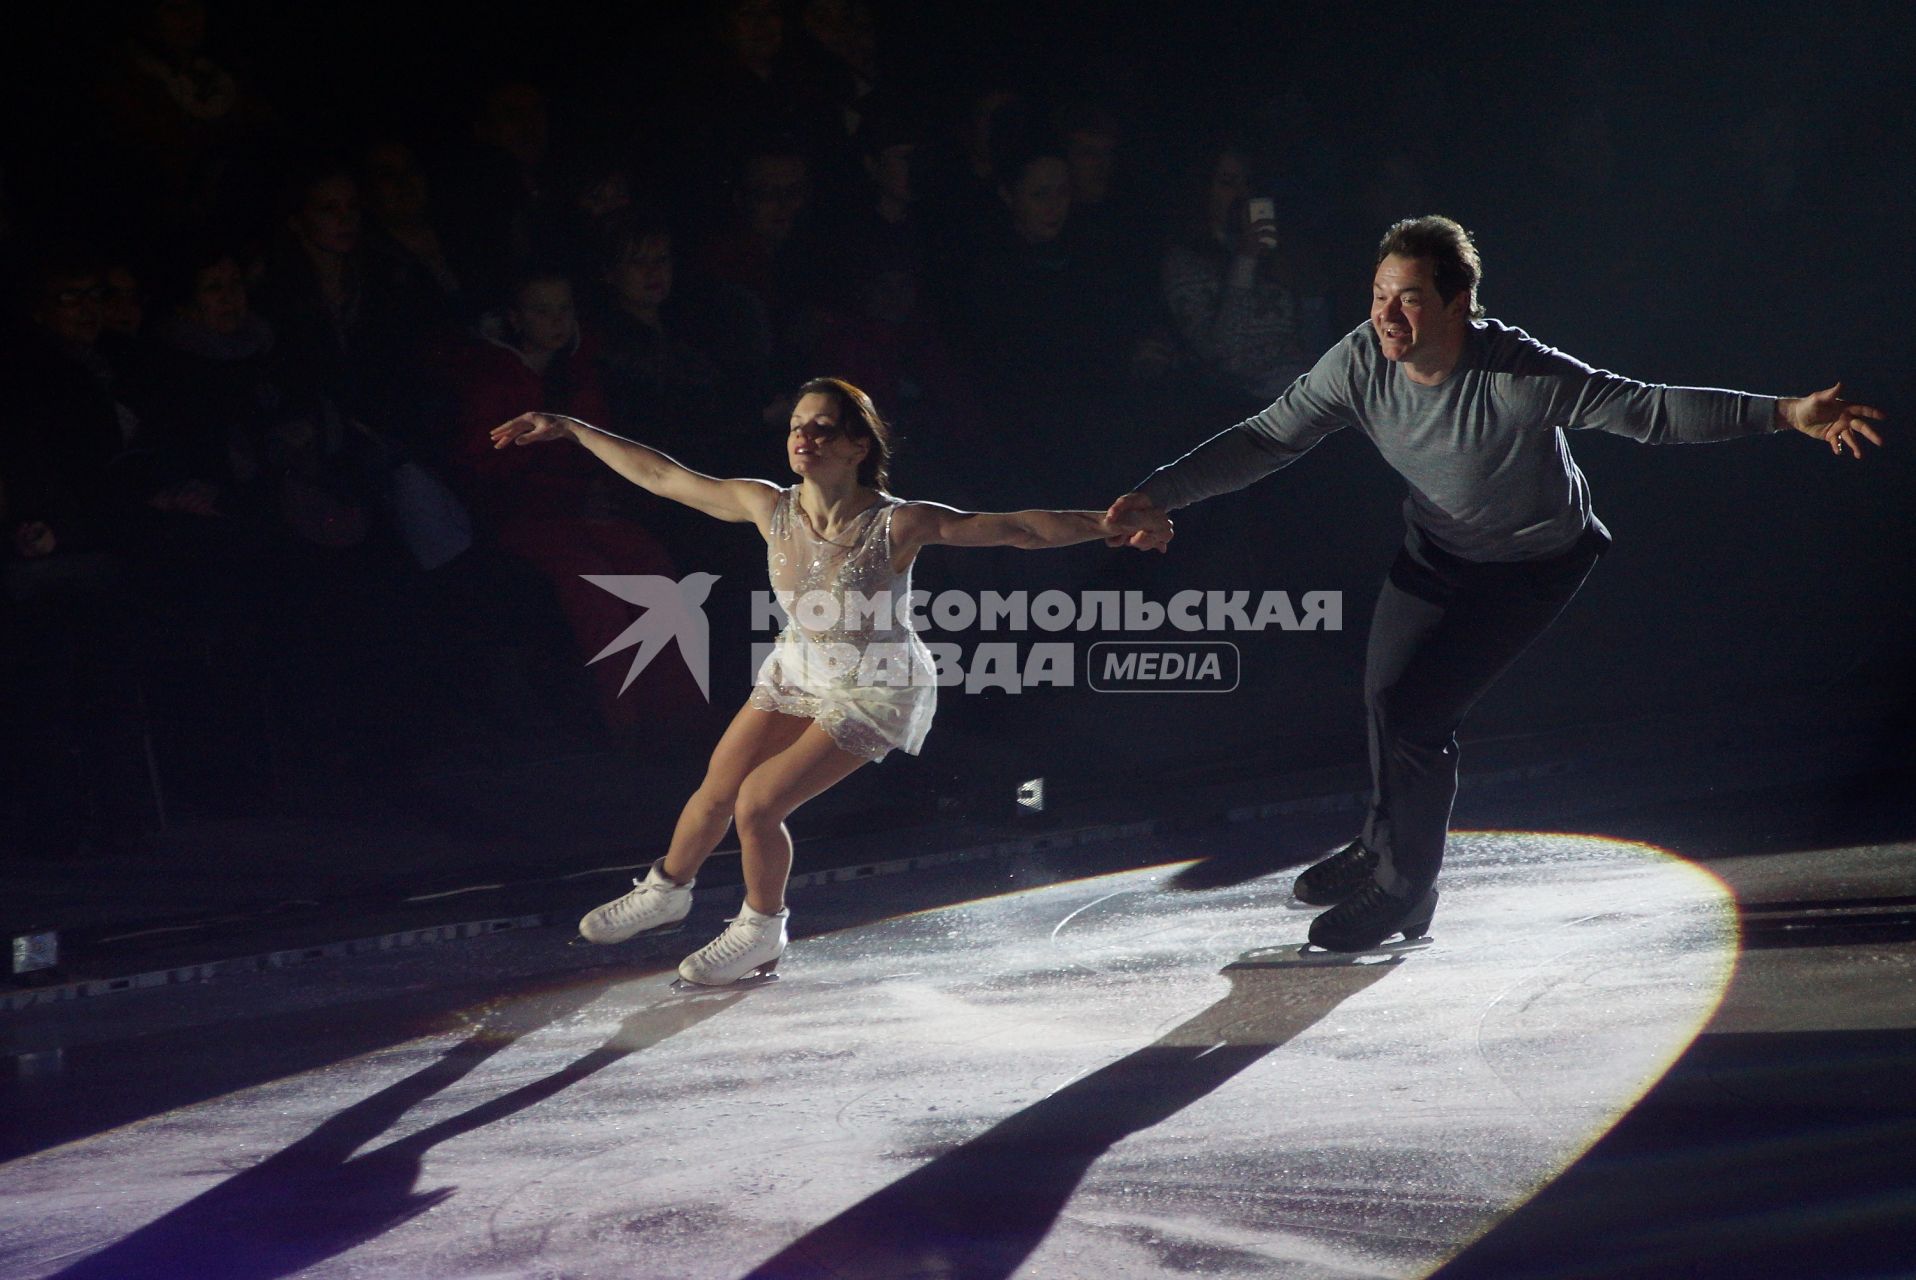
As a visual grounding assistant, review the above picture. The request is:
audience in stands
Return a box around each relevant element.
[92,0,273,233]
[1,0,1396,836]
[435,82,556,311]
[439,265,695,737]
[357,137,467,331]
[1161,142,1331,407]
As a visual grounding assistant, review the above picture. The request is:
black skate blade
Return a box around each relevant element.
[1228,937,1433,969]
[670,970,781,994]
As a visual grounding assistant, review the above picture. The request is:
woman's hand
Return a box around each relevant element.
[490,412,579,450]
[1235,198,1278,258]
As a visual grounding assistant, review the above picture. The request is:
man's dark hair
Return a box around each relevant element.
[1052,98,1120,142]
[991,123,1067,191]
[736,130,811,178]
[13,239,106,317]
[504,259,573,304]
[855,95,924,160]
[1376,216,1484,319]
[274,147,356,216]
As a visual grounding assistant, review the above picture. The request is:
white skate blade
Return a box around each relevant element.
[670,970,781,994]
[1229,937,1433,968]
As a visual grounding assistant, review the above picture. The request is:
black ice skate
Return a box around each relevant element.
[1291,839,1380,906]
[1307,880,1437,953]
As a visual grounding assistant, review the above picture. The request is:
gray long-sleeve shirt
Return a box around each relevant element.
[1138,318,1781,562]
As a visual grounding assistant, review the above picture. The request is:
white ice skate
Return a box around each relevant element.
[674,904,788,988]
[578,860,694,944]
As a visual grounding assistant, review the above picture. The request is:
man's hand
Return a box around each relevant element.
[1778,383,1889,458]
[1103,492,1174,553]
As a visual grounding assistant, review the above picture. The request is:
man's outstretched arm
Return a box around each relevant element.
[1532,344,1889,453]
[1105,332,1361,552]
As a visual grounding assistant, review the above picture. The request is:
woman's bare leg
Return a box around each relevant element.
[731,725,869,914]
[658,702,809,884]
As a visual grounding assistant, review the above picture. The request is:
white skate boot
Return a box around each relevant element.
[675,903,788,986]
[578,860,693,944]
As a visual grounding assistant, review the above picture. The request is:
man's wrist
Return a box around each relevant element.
[1772,397,1797,433]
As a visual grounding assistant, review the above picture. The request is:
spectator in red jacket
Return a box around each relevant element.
[442,265,701,739]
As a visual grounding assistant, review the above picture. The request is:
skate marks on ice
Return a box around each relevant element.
[0,831,1734,1280]
[735,831,1733,1280]
[742,958,1399,1280]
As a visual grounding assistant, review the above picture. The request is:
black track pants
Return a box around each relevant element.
[1359,526,1608,894]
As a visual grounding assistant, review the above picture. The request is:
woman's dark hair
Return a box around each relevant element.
[598,206,675,276]
[153,234,242,314]
[503,262,581,401]
[794,376,894,492]
[1376,215,1484,319]
[274,148,356,221]
[991,123,1066,192]
[1172,139,1253,252]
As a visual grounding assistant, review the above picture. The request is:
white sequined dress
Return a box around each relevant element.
[749,487,937,761]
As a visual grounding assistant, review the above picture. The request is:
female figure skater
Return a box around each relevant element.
[489,377,1118,985]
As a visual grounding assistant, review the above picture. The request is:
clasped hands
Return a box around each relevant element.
[1103,492,1174,553]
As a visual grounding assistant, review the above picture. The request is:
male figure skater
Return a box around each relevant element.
[1107,215,1888,952]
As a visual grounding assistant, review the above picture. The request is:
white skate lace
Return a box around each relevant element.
[604,878,655,925]
[698,916,768,966]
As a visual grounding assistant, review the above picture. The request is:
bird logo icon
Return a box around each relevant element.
[582,572,719,702]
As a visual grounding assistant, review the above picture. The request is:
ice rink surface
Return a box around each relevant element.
[1,831,1737,1279]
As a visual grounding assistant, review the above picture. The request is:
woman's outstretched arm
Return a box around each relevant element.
[890,501,1118,561]
[489,412,779,527]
